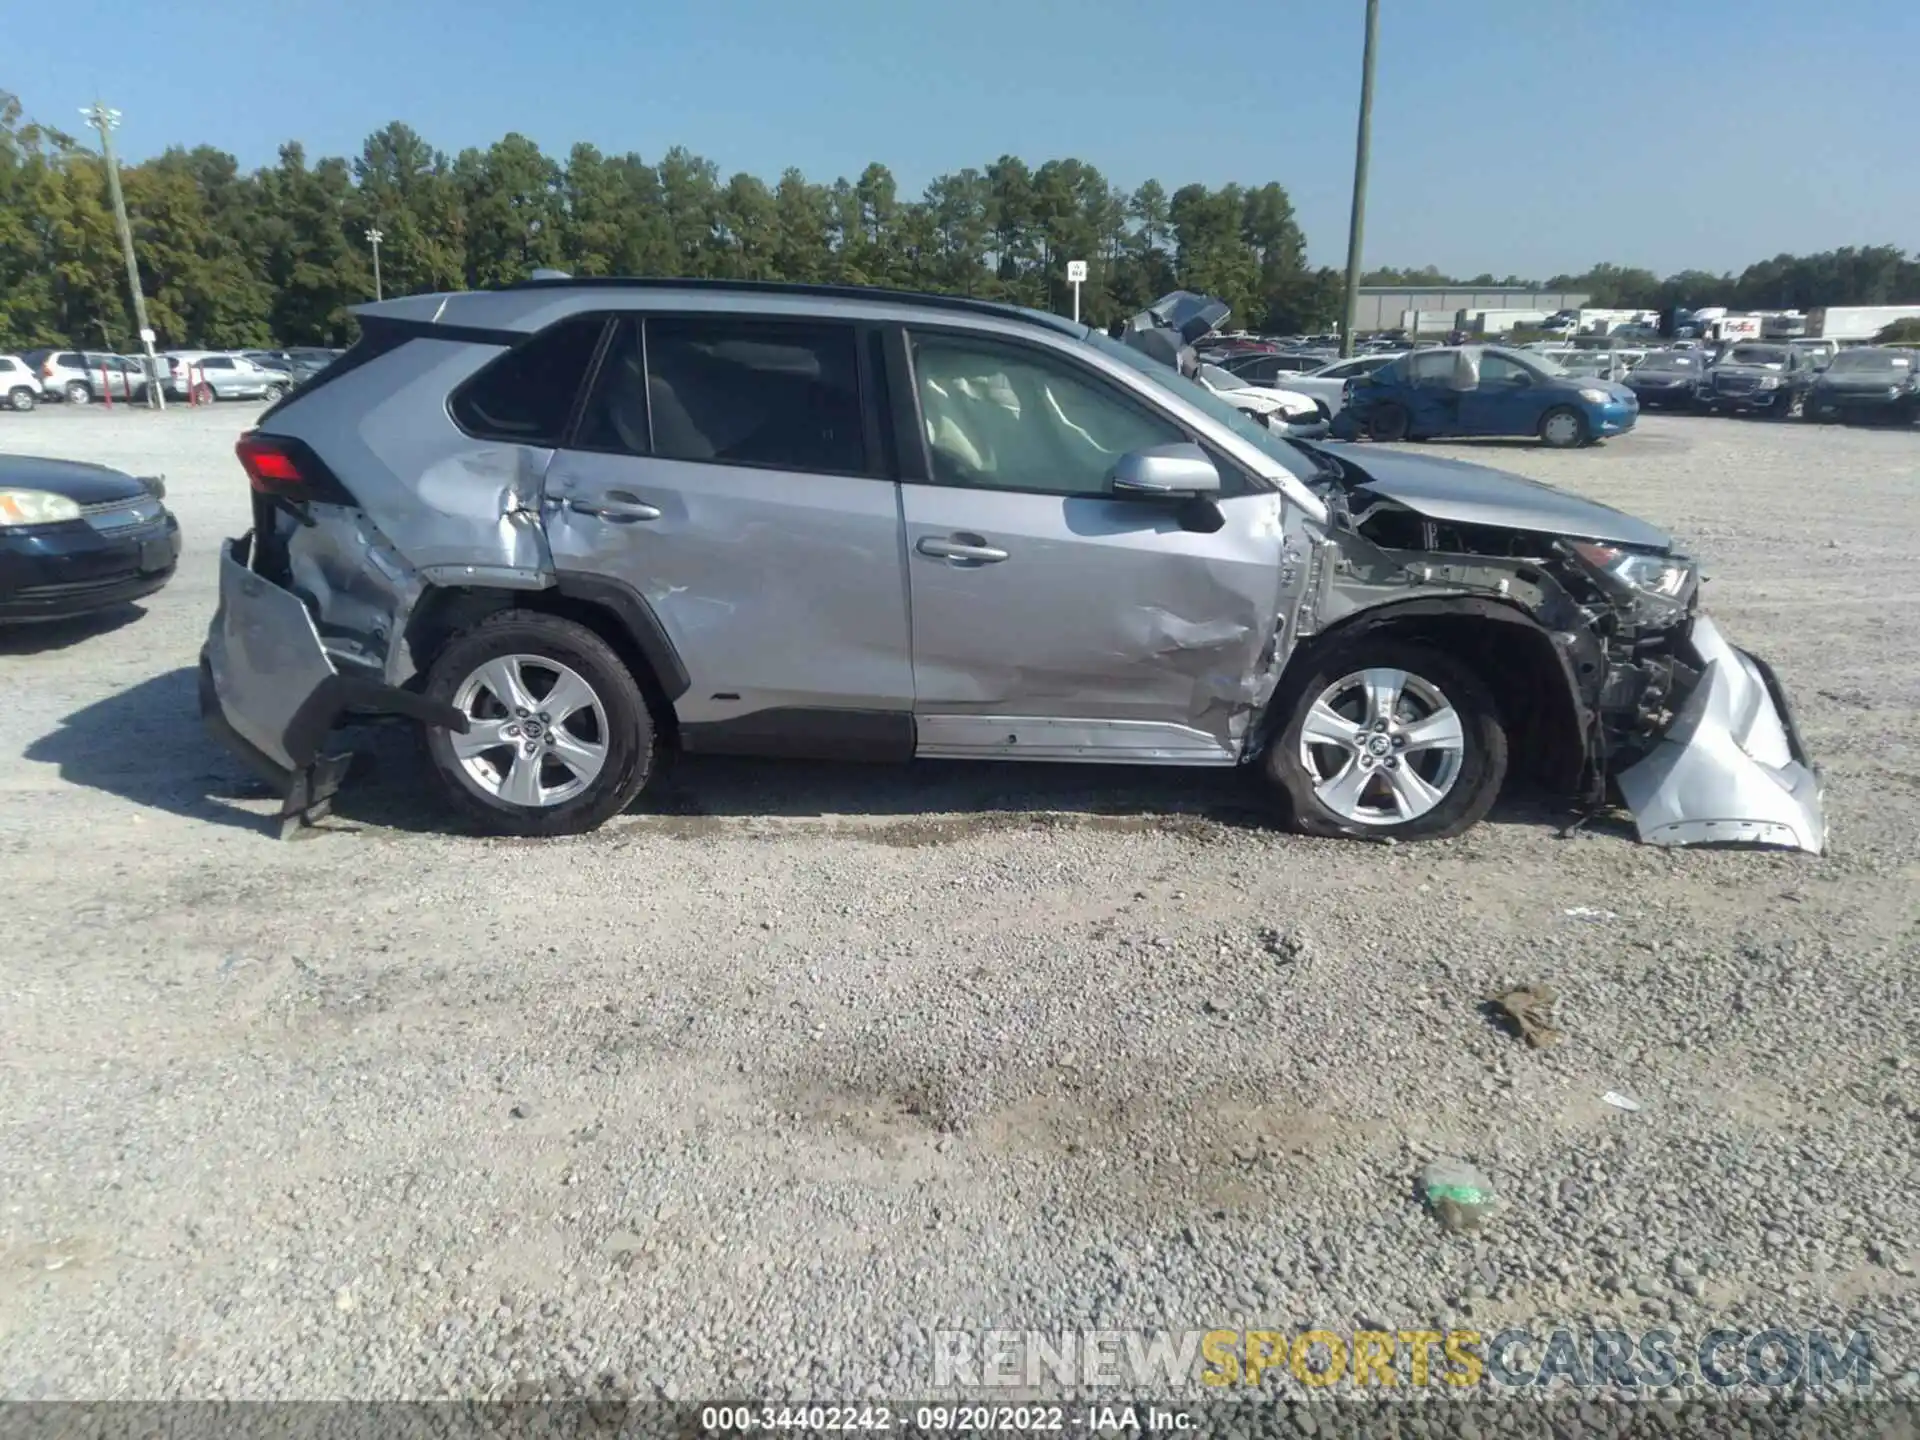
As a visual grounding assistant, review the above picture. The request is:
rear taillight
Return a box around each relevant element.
[234,431,355,506]
[236,434,304,492]
[40,361,54,378]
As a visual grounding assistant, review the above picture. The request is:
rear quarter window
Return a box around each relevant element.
[449,316,607,447]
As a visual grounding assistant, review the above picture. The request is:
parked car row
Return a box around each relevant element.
[1628,342,1918,423]
[0,346,343,410]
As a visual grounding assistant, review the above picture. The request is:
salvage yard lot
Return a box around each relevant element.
[2,406,1916,1399]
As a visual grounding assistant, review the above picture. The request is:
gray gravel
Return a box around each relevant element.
[1,403,1916,1403]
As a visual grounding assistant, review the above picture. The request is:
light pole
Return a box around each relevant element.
[81,102,164,408]
[365,227,385,301]
[1338,0,1381,359]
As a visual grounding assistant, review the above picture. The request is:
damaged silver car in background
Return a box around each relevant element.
[199,277,1824,854]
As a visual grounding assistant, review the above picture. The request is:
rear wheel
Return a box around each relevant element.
[1262,640,1507,843]
[1366,402,1410,442]
[6,386,34,412]
[1539,405,1589,448]
[63,381,91,405]
[422,611,656,836]
[261,383,287,402]
[1777,390,1806,420]
[192,383,214,405]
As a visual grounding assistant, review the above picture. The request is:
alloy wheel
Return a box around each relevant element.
[448,654,609,808]
[1297,667,1466,825]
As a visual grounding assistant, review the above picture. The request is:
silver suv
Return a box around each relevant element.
[200,279,1825,852]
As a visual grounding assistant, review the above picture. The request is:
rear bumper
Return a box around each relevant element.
[1615,615,1825,854]
[200,534,466,828]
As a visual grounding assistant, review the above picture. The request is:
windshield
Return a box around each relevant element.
[1639,353,1699,372]
[1727,346,1788,367]
[1086,331,1316,480]
[1828,348,1910,373]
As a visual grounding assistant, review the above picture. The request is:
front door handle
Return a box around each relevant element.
[917,534,1009,564]
[570,497,662,522]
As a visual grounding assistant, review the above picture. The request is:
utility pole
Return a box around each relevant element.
[365,227,385,302]
[1338,0,1381,359]
[82,102,164,408]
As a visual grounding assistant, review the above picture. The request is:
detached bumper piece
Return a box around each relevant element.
[200,535,466,838]
[1616,615,1826,854]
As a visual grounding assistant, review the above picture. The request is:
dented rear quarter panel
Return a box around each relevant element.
[262,334,553,582]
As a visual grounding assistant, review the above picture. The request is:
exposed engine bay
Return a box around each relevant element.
[1283,441,1824,852]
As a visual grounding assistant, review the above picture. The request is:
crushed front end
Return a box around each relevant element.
[1302,449,1826,854]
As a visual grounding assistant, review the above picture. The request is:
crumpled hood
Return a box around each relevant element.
[1340,448,1673,549]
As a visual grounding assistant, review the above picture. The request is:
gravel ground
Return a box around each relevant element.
[1,403,1916,1405]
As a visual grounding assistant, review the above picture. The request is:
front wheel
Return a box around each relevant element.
[63,381,91,405]
[192,383,215,405]
[1263,640,1507,843]
[1776,390,1806,421]
[6,386,34,412]
[422,610,656,836]
[1539,406,1589,448]
[261,383,287,402]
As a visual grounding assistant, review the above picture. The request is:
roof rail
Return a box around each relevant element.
[494,275,1074,328]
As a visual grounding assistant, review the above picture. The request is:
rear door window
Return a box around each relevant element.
[578,316,868,475]
[449,315,607,447]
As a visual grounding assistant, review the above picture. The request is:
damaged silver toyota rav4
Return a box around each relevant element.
[200,279,1825,851]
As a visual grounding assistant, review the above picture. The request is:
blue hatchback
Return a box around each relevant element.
[1336,345,1638,448]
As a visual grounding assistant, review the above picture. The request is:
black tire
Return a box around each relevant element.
[192,383,215,405]
[6,386,34,412]
[1776,390,1806,421]
[421,610,656,836]
[1262,639,1507,843]
[1538,405,1589,448]
[63,381,91,405]
[1366,402,1410,443]
[262,383,287,402]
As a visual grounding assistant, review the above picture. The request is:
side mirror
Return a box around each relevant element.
[1109,443,1221,499]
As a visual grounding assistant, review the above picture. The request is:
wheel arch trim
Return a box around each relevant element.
[1257,596,1597,788]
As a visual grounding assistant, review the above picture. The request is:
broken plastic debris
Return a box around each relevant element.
[1491,984,1561,1049]
[1564,906,1618,922]
[1421,1158,1497,1233]
[1602,1091,1642,1112]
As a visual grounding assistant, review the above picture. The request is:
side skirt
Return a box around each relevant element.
[678,708,915,763]
[914,715,1237,765]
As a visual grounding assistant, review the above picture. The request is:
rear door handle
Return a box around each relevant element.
[917,534,1009,564]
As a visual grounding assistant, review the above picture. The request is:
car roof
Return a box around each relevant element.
[359,277,1090,339]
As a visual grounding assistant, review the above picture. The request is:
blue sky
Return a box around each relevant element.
[13,0,1915,278]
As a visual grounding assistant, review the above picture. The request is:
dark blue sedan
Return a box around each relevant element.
[1336,345,1639,448]
[0,454,181,623]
